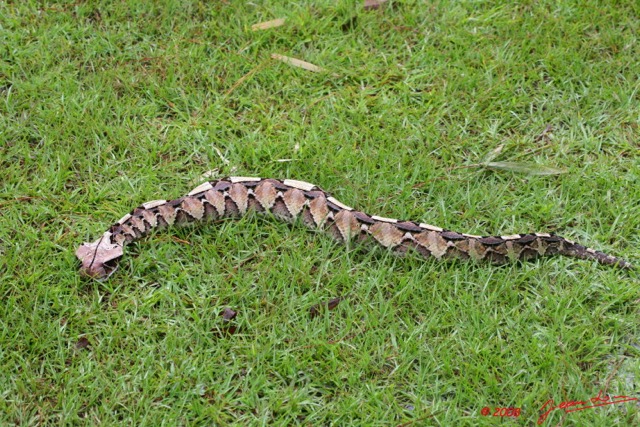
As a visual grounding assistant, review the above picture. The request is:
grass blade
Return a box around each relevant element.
[482,161,567,175]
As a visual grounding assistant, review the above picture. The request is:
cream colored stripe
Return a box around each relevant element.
[142,200,167,209]
[327,196,353,211]
[283,179,316,191]
[500,234,521,240]
[229,176,261,183]
[419,223,443,232]
[371,215,398,223]
[188,182,214,195]
[117,213,132,224]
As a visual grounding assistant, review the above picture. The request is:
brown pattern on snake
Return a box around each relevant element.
[76,177,634,278]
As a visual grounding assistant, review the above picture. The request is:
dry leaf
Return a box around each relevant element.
[75,336,91,351]
[214,308,239,337]
[271,54,324,73]
[252,18,286,31]
[310,297,343,318]
[76,232,124,279]
[221,307,237,321]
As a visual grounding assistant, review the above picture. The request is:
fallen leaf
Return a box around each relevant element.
[252,18,286,31]
[221,307,237,321]
[271,54,325,73]
[213,307,239,337]
[75,336,90,350]
[76,232,124,279]
[310,297,343,318]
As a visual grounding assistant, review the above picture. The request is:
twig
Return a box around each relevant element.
[224,59,270,97]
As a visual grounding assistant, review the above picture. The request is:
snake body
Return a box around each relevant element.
[76,177,633,279]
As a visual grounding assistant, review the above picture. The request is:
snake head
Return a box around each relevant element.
[75,232,124,279]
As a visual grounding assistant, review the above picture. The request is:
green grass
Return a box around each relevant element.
[1,0,639,425]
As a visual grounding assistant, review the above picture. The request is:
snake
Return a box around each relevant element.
[76,177,634,279]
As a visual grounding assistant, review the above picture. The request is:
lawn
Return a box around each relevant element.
[1,1,639,425]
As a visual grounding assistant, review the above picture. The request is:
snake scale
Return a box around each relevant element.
[76,177,633,279]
